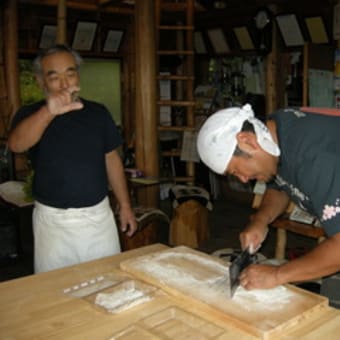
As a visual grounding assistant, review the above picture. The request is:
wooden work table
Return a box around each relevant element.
[0,243,340,339]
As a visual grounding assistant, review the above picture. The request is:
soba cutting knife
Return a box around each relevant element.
[229,248,257,297]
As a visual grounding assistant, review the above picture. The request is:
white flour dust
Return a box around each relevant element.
[126,249,297,311]
[233,285,295,311]
[134,252,228,288]
[95,286,152,313]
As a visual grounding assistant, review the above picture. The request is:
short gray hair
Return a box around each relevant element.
[33,44,82,77]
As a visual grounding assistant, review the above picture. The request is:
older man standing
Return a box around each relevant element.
[8,45,137,273]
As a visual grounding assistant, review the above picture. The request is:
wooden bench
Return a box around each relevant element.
[271,218,325,260]
[253,194,325,260]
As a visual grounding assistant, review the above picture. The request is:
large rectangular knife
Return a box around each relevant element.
[229,248,256,297]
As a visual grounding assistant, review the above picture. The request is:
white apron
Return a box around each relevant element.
[33,197,121,273]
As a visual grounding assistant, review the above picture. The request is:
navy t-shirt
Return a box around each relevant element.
[267,108,340,237]
[12,99,123,208]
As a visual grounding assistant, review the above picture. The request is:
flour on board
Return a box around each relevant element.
[233,285,295,311]
[125,249,296,309]
[95,286,152,313]
[134,251,229,287]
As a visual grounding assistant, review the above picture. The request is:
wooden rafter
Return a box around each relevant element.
[18,0,134,14]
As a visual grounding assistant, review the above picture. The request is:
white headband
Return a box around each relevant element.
[196,104,280,174]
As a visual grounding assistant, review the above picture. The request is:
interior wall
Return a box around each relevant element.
[79,59,122,125]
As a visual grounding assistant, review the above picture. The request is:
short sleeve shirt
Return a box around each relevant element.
[267,108,340,237]
[12,99,123,208]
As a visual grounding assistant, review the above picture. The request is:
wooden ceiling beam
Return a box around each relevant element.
[19,0,133,14]
[98,0,123,5]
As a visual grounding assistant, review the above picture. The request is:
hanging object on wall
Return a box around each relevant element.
[103,30,124,53]
[39,25,57,49]
[305,17,329,44]
[254,8,273,53]
[207,28,230,54]
[233,26,255,50]
[333,3,340,40]
[254,9,271,30]
[72,21,97,51]
[213,1,227,9]
[276,14,305,47]
[194,31,207,54]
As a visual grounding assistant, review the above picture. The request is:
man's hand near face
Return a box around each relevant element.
[46,86,83,116]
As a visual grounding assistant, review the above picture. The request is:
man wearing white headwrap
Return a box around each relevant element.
[197,103,280,176]
[197,104,340,296]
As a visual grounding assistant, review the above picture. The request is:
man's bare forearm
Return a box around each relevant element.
[277,233,340,284]
[8,106,54,153]
[105,150,131,209]
[253,188,290,225]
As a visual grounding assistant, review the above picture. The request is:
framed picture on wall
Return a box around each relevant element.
[305,17,329,44]
[39,25,57,49]
[334,3,340,40]
[103,30,124,52]
[233,26,255,50]
[194,31,207,54]
[72,21,97,51]
[207,28,230,54]
[275,14,305,47]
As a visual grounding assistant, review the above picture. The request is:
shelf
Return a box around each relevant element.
[157,75,194,81]
[162,150,181,157]
[161,3,204,11]
[173,176,195,182]
[157,50,194,56]
[158,126,196,132]
[156,0,196,184]
[158,25,194,30]
[157,100,196,106]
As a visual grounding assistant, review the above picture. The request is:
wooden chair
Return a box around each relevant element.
[117,206,170,251]
[108,192,170,251]
[271,218,325,260]
[252,194,325,260]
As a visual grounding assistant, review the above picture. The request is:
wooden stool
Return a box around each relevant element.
[271,218,325,260]
[169,199,210,248]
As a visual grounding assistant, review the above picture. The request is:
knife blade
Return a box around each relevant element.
[229,248,257,297]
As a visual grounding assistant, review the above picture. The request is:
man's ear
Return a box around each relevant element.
[236,131,259,152]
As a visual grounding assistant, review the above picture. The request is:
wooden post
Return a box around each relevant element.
[265,8,278,114]
[4,0,20,116]
[185,0,195,183]
[56,0,67,44]
[302,43,309,106]
[4,0,26,178]
[134,0,159,207]
[121,25,136,150]
[0,6,8,140]
[275,228,287,260]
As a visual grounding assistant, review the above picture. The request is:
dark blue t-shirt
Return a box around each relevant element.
[12,99,123,208]
[267,108,340,237]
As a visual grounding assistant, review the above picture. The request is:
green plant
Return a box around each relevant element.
[23,170,34,202]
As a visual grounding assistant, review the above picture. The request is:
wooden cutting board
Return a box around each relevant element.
[120,246,328,339]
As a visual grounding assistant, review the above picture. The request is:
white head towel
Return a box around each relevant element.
[196,104,280,174]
